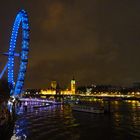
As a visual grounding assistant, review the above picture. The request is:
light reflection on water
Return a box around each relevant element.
[11,118,28,140]
[10,101,140,140]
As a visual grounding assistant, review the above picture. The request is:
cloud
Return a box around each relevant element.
[42,2,65,32]
[1,0,140,88]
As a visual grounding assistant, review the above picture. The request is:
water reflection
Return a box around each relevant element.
[11,118,28,140]
[10,100,140,140]
[11,105,80,140]
[111,101,140,140]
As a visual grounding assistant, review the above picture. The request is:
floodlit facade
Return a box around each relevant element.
[71,78,76,94]
[51,81,57,89]
[40,78,76,95]
[40,89,56,95]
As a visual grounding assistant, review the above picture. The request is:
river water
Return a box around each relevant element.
[10,100,140,140]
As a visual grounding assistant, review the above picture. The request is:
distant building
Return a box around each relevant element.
[61,89,71,95]
[38,78,76,96]
[41,89,56,95]
[51,81,57,89]
[71,77,76,94]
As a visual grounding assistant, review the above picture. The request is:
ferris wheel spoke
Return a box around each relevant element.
[3,52,20,57]
[0,62,8,79]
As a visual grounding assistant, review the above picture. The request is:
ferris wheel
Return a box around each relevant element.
[0,9,30,96]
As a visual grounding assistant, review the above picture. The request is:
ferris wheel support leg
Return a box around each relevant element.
[0,62,8,79]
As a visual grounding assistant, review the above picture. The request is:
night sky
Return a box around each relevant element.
[0,0,140,88]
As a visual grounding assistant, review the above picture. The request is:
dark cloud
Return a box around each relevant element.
[0,0,140,88]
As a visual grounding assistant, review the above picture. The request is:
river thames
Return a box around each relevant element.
[9,100,140,140]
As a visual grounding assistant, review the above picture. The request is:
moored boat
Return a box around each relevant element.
[71,104,104,114]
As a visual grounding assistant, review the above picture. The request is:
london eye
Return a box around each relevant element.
[0,9,30,96]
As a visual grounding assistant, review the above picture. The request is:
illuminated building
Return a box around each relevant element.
[39,78,76,95]
[71,77,76,94]
[40,89,56,95]
[61,89,71,95]
[51,81,57,89]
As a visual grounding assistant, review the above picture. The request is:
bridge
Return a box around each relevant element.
[20,98,62,105]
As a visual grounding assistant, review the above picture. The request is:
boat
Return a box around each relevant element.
[71,104,104,114]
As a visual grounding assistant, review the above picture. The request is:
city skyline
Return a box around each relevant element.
[0,1,140,88]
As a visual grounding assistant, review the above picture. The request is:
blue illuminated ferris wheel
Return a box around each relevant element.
[0,9,30,96]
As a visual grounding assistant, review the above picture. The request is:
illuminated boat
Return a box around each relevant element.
[71,104,104,114]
